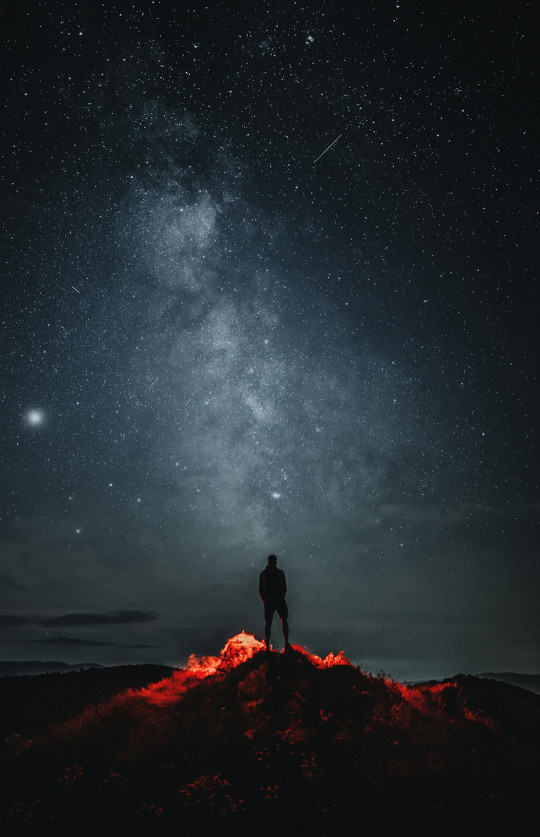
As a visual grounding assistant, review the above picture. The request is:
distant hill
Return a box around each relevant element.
[0,635,538,836]
[478,671,540,694]
[0,663,176,739]
[0,660,104,677]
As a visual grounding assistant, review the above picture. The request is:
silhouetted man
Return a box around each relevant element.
[259,554,289,651]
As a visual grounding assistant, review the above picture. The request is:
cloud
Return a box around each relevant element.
[0,615,32,627]
[33,636,162,648]
[41,610,156,627]
[0,610,156,629]
[36,636,117,647]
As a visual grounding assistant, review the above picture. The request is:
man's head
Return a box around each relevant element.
[267,554,277,566]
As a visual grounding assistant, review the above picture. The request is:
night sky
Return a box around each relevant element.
[2,0,538,681]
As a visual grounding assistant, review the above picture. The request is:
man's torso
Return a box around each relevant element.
[260,567,286,599]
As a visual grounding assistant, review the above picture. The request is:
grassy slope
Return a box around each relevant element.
[1,650,539,836]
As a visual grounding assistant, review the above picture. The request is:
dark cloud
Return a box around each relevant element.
[33,636,162,649]
[36,636,117,647]
[41,611,156,627]
[0,611,155,629]
[0,615,32,627]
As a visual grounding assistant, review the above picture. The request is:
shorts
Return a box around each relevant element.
[264,598,289,620]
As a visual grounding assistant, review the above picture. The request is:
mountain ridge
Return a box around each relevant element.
[0,660,104,677]
[477,671,540,694]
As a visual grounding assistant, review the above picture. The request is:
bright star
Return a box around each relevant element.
[25,409,45,427]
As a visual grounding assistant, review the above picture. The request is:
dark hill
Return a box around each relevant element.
[478,671,540,694]
[0,660,104,678]
[0,635,538,837]
[0,664,175,739]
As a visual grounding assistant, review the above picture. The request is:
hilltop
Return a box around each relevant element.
[1,634,539,836]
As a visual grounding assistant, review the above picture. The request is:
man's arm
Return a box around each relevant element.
[280,570,287,597]
[259,570,266,601]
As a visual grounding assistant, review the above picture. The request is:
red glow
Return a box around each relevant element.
[138,633,350,704]
[138,634,492,732]
[390,680,493,726]
[290,644,352,668]
[463,706,495,728]
[395,680,454,700]
[391,680,457,712]
[137,669,201,705]
[139,633,265,704]
[188,631,266,675]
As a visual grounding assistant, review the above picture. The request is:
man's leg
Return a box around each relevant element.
[265,615,273,650]
[281,616,289,647]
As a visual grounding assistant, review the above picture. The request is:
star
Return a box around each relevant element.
[25,409,45,427]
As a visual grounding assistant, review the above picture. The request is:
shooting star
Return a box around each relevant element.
[71,286,81,293]
[313,133,342,164]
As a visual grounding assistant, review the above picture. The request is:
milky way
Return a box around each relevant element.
[2,1,538,680]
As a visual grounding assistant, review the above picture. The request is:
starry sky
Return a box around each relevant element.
[1,0,538,681]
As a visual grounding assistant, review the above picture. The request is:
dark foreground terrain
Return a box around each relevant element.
[1,635,539,836]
